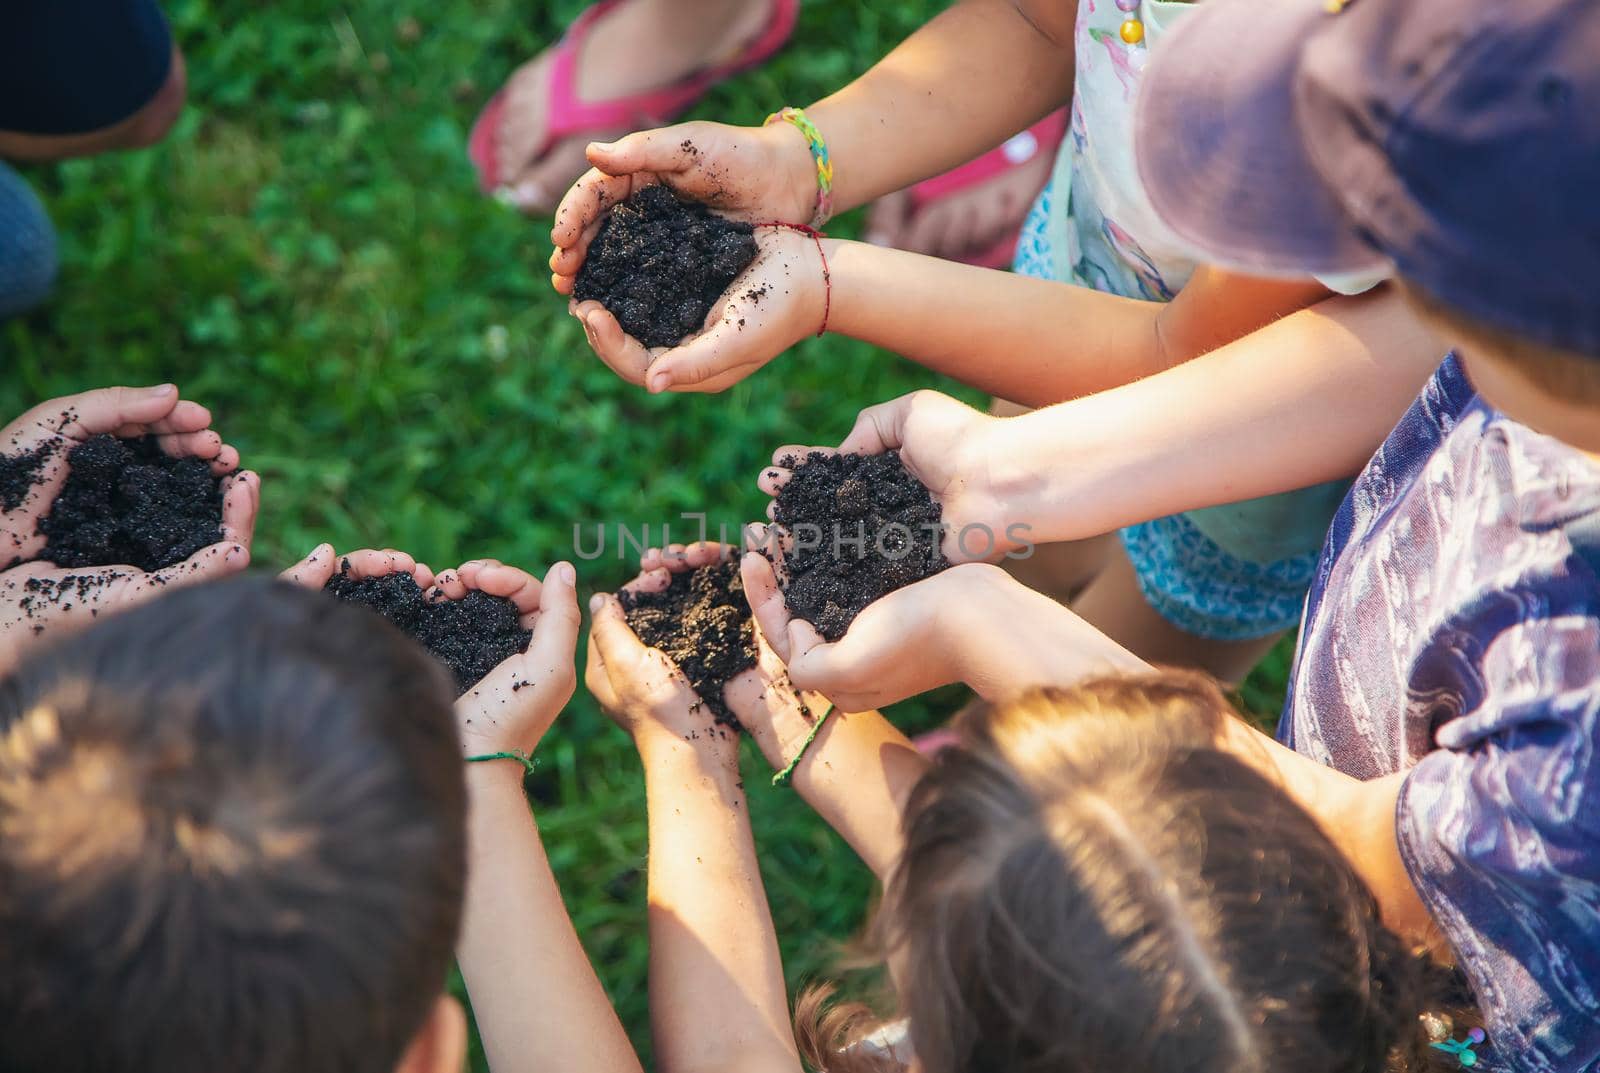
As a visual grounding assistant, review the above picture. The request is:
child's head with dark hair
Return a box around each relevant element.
[802,673,1429,1073]
[0,577,469,1073]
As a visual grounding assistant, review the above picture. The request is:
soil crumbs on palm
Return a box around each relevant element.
[773,451,948,641]
[573,185,757,349]
[324,562,530,696]
[39,435,223,571]
[621,560,756,729]
[0,439,58,513]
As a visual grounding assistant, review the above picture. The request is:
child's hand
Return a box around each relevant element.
[740,546,998,713]
[743,545,1147,711]
[549,119,817,289]
[441,559,582,760]
[1,384,251,564]
[758,390,1019,564]
[585,565,741,767]
[280,544,435,590]
[0,385,257,674]
[633,541,828,773]
[571,226,827,394]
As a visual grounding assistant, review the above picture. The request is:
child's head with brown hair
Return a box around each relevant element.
[804,672,1427,1073]
[0,577,469,1073]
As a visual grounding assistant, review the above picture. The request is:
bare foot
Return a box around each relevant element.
[864,132,1057,265]
[490,0,777,214]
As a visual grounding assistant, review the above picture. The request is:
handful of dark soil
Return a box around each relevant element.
[772,451,949,641]
[38,435,224,572]
[324,561,531,696]
[573,185,758,349]
[620,559,757,729]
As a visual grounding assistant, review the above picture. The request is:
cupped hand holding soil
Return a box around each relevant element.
[758,448,950,643]
[550,120,818,288]
[589,542,818,759]
[575,224,828,395]
[570,185,758,350]
[0,385,257,676]
[288,545,582,753]
[759,390,1027,565]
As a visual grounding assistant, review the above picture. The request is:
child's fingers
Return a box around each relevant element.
[740,551,793,664]
[413,562,436,589]
[432,568,468,601]
[523,562,580,698]
[218,471,260,548]
[576,303,652,386]
[281,542,338,588]
[584,632,622,712]
[681,540,735,568]
[133,541,250,597]
[152,428,223,463]
[645,318,749,394]
[549,214,608,279]
[45,384,182,441]
[454,559,498,588]
[837,396,921,456]
[117,399,213,440]
[639,545,687,573]
[775,618,833,693]
[549,167,642,248]
[620,566,672,596]
[341,548,417,581]
[588,592,650,673]
[586,127,701,181]
[772,444,836,467]
[471,562,544,615]
[757,465,795,497]
[208,443,241,476]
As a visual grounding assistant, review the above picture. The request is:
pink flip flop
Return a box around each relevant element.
[901,108,1069,269]
[469,0,800,195]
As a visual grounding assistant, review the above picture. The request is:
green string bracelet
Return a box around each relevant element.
[465,750,538,777]
[771,703,835,788]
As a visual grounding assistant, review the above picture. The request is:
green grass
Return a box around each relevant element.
[0,2,1289,1068]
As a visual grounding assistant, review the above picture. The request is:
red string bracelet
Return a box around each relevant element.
[757,222,830,337]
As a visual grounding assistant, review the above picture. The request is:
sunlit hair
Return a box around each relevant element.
[0,578,466,1073]
[799,672,1434,1073]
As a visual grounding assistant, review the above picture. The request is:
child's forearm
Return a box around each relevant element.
[823,243,1331,407]
[976,287,1441,543]
[806,0,1075,215]
[777,704,927,882]
[457,766,643,1073]
[641,739,801,1073]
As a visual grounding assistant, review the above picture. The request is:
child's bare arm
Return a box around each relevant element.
[637,543,926,882]
[623,238,1335,397]
[587,579,802,1073]
[445,561,644,1073]
[756,287,1442,565]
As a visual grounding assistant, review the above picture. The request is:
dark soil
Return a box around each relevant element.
[0,439,58,513]
[38,435,224,572]
[620,559,756,729]
[323,561,531,696]
[572,185,758,349]
[772,451,949,641]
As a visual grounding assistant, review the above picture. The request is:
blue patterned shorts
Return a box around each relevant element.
[1014,181,1331,640]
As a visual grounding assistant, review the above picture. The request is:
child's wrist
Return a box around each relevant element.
[635,725,739,772]
[757,120,822,227]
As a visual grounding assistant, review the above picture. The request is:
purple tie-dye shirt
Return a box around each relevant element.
[1280,354,1600,1073]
